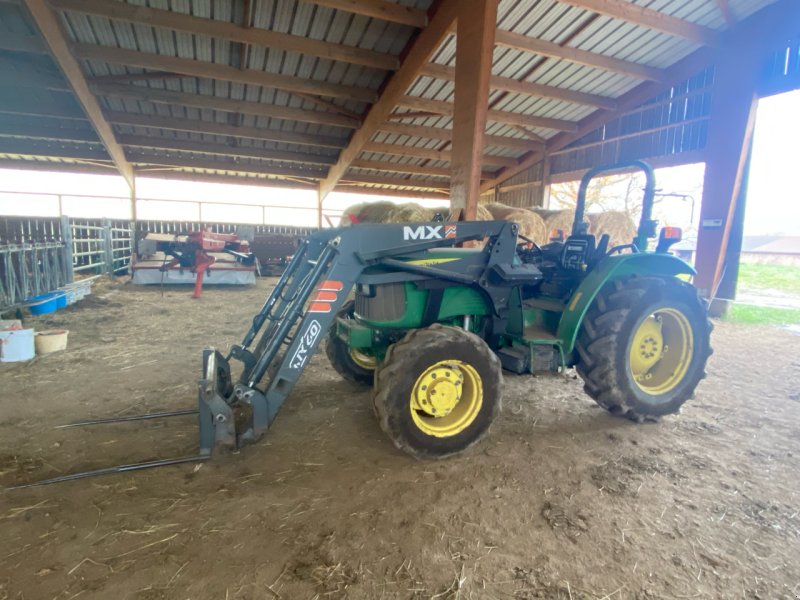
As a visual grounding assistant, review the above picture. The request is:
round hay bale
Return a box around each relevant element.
[483,203,519,220]
[589,211,637,248]
[425,206,451,221]
[532,208,580,241]
[475,204,493,221]
[515,210,548,245]
[384,203,431,223]
[356,201,396,224]
[339,202,367,227]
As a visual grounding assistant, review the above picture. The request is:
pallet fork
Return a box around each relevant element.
[9,221,531,489]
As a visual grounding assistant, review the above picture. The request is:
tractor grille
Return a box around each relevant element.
[355,283,405,322]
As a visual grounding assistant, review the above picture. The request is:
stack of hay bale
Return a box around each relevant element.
[338,201,636,250]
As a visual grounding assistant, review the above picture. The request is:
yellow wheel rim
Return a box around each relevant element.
[409,360,482,438]
[629,308,694,395]
[349,348,377,370]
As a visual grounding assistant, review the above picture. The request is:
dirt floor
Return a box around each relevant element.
[1,278,799,600]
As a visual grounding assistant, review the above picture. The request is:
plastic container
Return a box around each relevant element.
[0,328,35,362]
[27,292,61,315]
[56,294,68,309]
[35,329,69,354]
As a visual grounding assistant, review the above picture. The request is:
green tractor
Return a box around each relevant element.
[326,160,712,457]
[12,160,714,490]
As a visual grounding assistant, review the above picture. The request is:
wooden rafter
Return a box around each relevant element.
[93,82,360,128]
[420,63,617,110]
[128,152,327,179]
[318,0,460,200]
[450,0,498,219]
[555,0,719,45]
[51,0,399,71]
[397,96,580,132]
[340,173,448,190]
[351,159,494,179]
[333,186,449,200]
[495,30,665,81]
[378,123,540,151]
[117,135,337,166]
[71,44,377,103]
[714,0,736,27]
[24,0,134,187]
[103,111,348,149]
[302,0,428,28]
[362,142,517,168]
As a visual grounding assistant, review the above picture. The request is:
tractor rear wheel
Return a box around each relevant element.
[373,324,502,459]
[326,301,376,385]
[576,276,712,421]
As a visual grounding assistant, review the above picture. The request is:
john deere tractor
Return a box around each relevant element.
[192,160,711,461]
[12,160,714,490]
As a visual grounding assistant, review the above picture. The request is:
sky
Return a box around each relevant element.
[0,89,797,232]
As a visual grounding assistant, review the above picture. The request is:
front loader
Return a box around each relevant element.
[11,160,711,488]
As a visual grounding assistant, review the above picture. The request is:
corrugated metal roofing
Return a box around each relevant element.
[0,0,785,195]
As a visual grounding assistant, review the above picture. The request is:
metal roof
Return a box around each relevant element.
[0,0,784,195]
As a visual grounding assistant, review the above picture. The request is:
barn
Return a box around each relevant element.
[1,1,798,598]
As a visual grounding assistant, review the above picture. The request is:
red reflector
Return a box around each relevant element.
[308,302,332,313]
[314,291,337,302]
[319,280,343,291]
[662,227,682,240]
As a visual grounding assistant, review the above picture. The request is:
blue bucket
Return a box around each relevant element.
[28,292,61,315]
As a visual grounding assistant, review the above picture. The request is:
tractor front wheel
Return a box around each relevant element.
[373,324,502,459]
[326,301,376,385]
[576,276,712,421]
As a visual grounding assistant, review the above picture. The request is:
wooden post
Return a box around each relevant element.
[450,0,497,220]
[693,45,759,301]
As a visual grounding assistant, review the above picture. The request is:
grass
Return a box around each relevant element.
[736,263,800,295]
[725,304,800,327]
[721,263,800,326]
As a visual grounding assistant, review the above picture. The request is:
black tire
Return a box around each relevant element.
[373,324,502,459]
[575,276,712,421]
[325,301,375,385]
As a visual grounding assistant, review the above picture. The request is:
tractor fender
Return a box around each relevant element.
[556,253,696,355]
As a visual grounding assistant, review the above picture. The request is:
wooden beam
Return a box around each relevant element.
[351,158,494,179]
[51,0,399,71]
[495,29,665,81]
[128,152,327,179]
[714,0,736,27]
[362,141,517,168]
[24,0,134,187]
[318,0,460,200]
[340,172,449,190]
[332,185,449,200]
[555,0,719,46]
[420,63,618,110]
[302,0,428,28]
[72,43,378,103]
[90,71,185,84]
[103,111,347,149]
[93,82,360,128]
[0,32,48,54]
[450,0,497,219]
[378,122,539,151]
[398,95,580,131]
[117,135,337,166]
